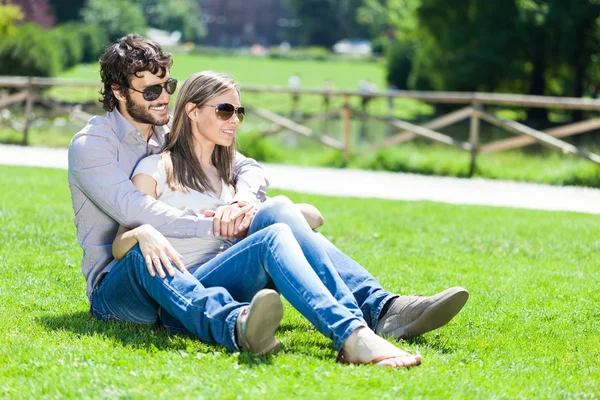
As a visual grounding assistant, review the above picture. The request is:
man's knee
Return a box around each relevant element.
[119,243,151,277]
[122,243,144,264]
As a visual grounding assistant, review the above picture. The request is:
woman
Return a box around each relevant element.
[114,71,467,368]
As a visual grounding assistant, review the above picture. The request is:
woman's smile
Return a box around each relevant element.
[221,128,236,137]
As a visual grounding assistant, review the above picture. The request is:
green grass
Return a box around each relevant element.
[1,165,599,398]
[236,132,600,188]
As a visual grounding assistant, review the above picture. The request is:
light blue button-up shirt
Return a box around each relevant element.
[68,109,268,299]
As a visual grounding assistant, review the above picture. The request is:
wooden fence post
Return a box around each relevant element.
[21,78,34,146]
[468,102,480,176]
[342,95,351,164]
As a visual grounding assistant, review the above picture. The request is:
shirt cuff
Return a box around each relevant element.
[232,191,262,205]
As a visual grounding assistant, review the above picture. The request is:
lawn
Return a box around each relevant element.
[1,165,598,399]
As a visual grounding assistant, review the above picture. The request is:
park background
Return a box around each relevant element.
[0,0,599,398]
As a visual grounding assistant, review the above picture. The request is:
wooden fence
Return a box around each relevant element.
[1,76,600,173]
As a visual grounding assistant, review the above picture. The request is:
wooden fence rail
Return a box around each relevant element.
[1,76,599,171]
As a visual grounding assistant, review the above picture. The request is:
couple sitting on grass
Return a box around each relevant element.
[68,34,468,369]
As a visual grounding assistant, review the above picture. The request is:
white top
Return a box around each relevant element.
[133,154,236,267]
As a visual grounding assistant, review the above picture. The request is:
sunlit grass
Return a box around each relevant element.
[0,165,598,398]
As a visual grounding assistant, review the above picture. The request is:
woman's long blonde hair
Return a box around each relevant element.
[162,71,238,193]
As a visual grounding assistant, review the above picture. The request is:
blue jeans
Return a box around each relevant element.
[90,244,244,351]
[249,196,394,329]
[91,196,393,351]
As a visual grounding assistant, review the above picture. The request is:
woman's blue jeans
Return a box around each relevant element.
[90,196,393,351]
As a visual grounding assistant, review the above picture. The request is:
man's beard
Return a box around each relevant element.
[124,92,170,126]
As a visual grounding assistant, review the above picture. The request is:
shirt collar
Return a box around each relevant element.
[107,108,170,144]
[107,108,137,142]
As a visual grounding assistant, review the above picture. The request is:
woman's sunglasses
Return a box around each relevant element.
[128,78,178,101]
[203,103,245,123]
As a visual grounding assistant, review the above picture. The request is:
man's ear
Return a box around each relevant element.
[112,84,126,102]
[185,102,199,121]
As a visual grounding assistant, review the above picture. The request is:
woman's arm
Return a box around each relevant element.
[112,173,186,278]
[112,224,151,261]
[112,172,158,260]
[113,224,139,261]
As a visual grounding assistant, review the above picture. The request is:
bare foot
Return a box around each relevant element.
[339,326,422,368]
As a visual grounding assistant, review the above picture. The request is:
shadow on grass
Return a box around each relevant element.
[37,311,455,368]
[37,310,221,352]
[406,335,456,354]
[37,310,282,367]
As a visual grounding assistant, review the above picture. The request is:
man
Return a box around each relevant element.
[68,34,281,354]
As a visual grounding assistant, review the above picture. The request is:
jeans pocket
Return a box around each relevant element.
[90,290,121,322]
[90,302,122,322]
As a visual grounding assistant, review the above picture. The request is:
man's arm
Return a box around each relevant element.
[231,152,269,204]
[68,133,212,238]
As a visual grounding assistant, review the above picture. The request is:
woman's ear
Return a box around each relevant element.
[112,84,126,102]
[185,102,199,121]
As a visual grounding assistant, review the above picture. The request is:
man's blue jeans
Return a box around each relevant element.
[91,196,393,351]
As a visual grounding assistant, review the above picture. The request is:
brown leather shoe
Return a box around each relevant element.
[236,289,284,355]
[375,287,469,339]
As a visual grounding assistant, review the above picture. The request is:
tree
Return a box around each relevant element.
[0,1,24,36]
[375,0,600,126]
[81,0,148,42]
[9,0,54,27]
[284,0,343,47]
[517,0,600,122]
[140,0,205,43]
[357,0,428,88]
[415,0,524,92]
[335,0,372,39]
[48,0,86,23]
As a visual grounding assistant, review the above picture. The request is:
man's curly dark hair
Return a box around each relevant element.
[99,34,173,112]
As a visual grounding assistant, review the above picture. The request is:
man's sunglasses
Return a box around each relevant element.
[203,103,245,123]
[128,78,178,101]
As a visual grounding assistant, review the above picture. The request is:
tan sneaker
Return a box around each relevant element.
[236,289,284,355]
[375,286,469,339]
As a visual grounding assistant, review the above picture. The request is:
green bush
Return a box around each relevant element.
[236,131,283,163]
[52,24,84,70]
[353,145,472,177]
[77,24,110,64]
[0,23,61,77]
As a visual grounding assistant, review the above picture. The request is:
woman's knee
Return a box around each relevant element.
[260,223,294,245]
[260,195,296,217]
[255,196,302,227]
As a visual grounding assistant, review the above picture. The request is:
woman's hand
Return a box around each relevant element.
[133,225,186,278]
[204,202,257,240]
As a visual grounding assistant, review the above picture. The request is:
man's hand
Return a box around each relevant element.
[204,201,258,240]
[133,225,186,278]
